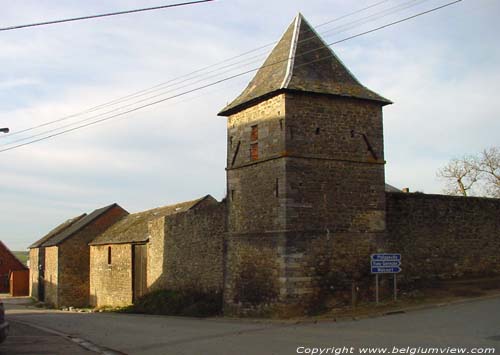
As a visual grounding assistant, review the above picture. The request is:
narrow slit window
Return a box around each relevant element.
[315,127,321,135]
[107,246,112,265]
[275,178,279,197]
[279,119,283,131]
[250,143,259,161]
[251,125,258,141]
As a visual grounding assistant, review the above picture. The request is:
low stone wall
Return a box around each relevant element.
[148,202,226,294]
[386,192,500,283]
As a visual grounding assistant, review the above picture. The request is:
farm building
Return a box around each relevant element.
[0,241,29,294]
[29,204,128,307]
[89,195,225,308]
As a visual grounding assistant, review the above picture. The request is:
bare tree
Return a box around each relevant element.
[474,147,500,198]
[438,156,479,196]
[438,146,499,198]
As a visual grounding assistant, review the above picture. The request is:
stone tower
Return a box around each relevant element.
[218,14,391,315]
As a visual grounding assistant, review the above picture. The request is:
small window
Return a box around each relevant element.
[250,143,259,161]
[107,246,112,265]
[251,125,258,141]
[231,189,235,200]
[315,127,321,135]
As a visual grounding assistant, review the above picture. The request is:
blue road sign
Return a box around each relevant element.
[371,260,400,267]
[371,267,401,274]
[371,253,401,261]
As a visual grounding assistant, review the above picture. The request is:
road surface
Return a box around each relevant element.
[4,296,500,355]
[0,319,94,355]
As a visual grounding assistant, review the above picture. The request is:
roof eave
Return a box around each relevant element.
[218,88,392,117]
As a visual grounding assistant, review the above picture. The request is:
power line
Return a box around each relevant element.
[2,0,428,148]
[1,0,398,139]
[0,0,463,154]
[320,0,431,38]
[0,0,215,32]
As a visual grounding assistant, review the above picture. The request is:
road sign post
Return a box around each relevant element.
[371,253,401,305]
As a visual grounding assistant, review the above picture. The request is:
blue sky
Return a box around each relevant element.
[1,0,499,250]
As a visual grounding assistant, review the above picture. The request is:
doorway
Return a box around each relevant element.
[132,243,147,303]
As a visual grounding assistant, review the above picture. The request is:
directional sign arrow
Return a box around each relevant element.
[371,260,401,267]
[371,253,401,261]
[371,267,401,274]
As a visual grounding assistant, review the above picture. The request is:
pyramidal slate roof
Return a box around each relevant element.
[41,204,121,247]
[219,13,391,116]
[89,195,217,246]
[29,213,87,249]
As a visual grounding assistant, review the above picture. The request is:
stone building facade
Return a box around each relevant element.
[29,204,127,307]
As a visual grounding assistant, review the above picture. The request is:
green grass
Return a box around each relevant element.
[12,251,29,266]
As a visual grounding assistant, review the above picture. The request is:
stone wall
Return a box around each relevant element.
[223,91,387,315]
[29,248,39,299]
[224,233,282,315]
[386,192,500,283]
[284,93,386,234]
[148,201,226,294]
[43,246,58,307]
[89,244,133,307]
[226,94,287,234]
[54,205,128,308]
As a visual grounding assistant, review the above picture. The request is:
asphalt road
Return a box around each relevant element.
[4,297,500,355]
[0,319,94,355]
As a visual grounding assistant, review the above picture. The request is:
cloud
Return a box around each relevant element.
[1,0,499,249]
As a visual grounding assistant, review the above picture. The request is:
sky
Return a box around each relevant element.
[0,0,498,250]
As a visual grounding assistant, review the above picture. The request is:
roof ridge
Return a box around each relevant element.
[29,213,87,249]
[280,14,301,89]
[42,204,120,247]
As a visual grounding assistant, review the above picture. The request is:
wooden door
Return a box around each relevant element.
[132,244,147,303]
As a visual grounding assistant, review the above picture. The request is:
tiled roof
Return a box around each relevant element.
[89,195,216,246]
[29,213,87,249]
[42,204,120,247]
[219,13,391,116]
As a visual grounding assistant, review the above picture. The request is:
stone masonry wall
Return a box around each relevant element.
[149,202,226,294]
[43,246,58,307]
[224,91,387,315]
[227,94,287,234]
[147,217,165,291]
[284,92,386,233]
[386,192,500,283]
[89,244,133,307]
[29,248,39,299]
[224,233,283,316]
